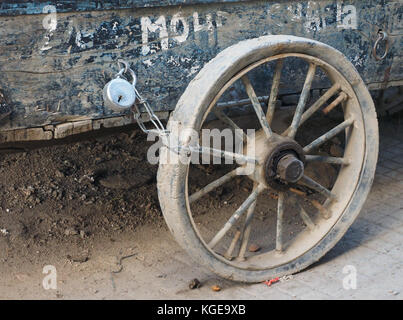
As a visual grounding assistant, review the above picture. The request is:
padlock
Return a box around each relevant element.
[103,64,137,112]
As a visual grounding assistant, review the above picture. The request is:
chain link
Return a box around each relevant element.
[112,60,197,156]
[114,60,169,137]
[132,88,169,137]
[114,60,215,157]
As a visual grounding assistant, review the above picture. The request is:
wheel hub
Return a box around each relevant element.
[245,131,305,190]
[276,154,304,183]
[263,138,305,190]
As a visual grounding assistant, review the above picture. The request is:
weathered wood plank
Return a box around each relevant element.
[0,0,250,16]
[0,112,168,143]
[0,0,401,133]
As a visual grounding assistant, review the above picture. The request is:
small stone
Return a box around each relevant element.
[94,157,103,164]
[211,285,221,292]
[22,186,34,197]
[55,170,65,178]
[64,228,78,236]
[189,278,201,290]
[15,273,29,281]
[248,244,261,252]
[67,253,89,263]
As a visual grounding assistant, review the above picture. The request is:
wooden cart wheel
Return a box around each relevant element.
[157,36,378,283]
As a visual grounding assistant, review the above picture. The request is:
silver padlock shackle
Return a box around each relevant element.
[115,59,137,87]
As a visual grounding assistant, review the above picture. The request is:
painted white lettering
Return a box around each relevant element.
[141,16,169,56]
[170,13,190,43]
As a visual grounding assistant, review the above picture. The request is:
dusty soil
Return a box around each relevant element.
[0,127,170,298]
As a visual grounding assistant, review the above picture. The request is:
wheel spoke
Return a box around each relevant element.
[213,108,247,141]
[305,155,350,165]
[224,230,241,260]
[299,204,316,230]
[266,59,284,125]
[299,175,337,200]
[237,197,257,261]
[289,193,316,230]
[208,184,264,249]
[241,75,273,139]
[289,188,332,220]
[217,96,270,109]
[287,63,317,138]
[289,187,306,197]
[217,96,268,109]
[322,92,348,115]
[194,145,257,165]
[303,118,354,154]
[289,188,332,218]
[311,199,331,219]
[282,83,340,136]
[276,192,285,252]
[189,168,244,204]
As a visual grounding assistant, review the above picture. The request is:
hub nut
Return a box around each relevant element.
[276,154,304,183]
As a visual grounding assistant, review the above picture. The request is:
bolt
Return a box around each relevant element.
[277,154,304,183]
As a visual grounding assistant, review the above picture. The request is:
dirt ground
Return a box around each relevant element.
[0,127,170,298]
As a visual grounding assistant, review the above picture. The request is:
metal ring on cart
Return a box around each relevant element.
[373,31,389,61]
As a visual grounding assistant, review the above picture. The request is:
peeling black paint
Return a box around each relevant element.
[0,1,252,16]
[0,0,401,131]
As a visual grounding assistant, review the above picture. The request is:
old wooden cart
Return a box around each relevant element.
[0,1,402,282]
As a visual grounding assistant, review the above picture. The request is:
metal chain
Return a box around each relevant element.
[115,60,216,156]
[112,60,196,156]
[131,88,169,137]
[114,61,169,137]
